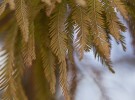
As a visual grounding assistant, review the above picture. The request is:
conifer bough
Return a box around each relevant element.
[0,0,133,100]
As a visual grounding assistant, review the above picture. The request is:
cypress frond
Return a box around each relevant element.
[13,30,28,100]
[40,40,56,94]
[41,47,56,94]
[112,0,128,20]
[34,12,56,94]
[72,4,90,59]
[65,13,74,63]
[17,0,39,67]
[21,42,30,67]
[88,0,114,73]
[84,31,92,52]
[103,0,126,51]
[68,57,78,100]
[103,0,122,41]
[59,61,70,100]
[0,24,25,99]
[49,0,67,78]
[124,0,135,45]
[15,0,29,42]
[21,23,36,67]
[49,1,70,99]
[2,25,18,99]
[29,23,36,60]
[32,51,53,100]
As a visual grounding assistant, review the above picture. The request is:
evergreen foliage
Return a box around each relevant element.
[0,0,134,99]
